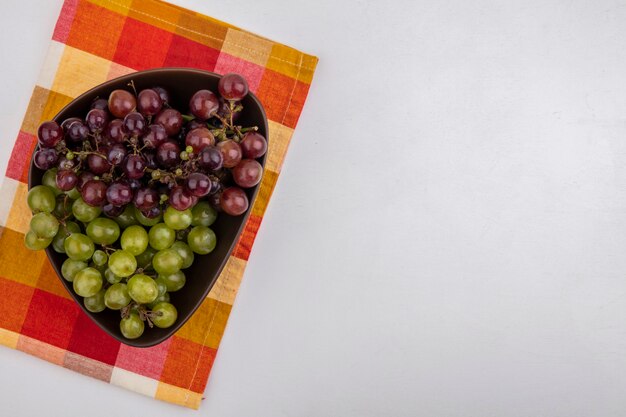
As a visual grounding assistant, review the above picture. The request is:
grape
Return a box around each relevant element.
[159,270,186,292]
[147,292,170,309]
[24,231,52,251]
[169,186,195,211]
[217,140,242,168]
[120,225,149,256]
[27,185,56,213]
[81,180,107,207]
[240,132,267,159]
[187,226,217,254]
[65,187,81,200]
[189,89,219,120]
[134,206,162,226]
[127,274,158,304]
[30,212,59,239]
[152,86,170,104]
[208,191,222,210]
[61,117,81,132]
[104,283,131,310]
[112,204,138,228]
[136,246,157,270]
[156,141,180,168]
[90,98,108,110]
[218,73,249,101]
[163,206,192,230]
[42,169,62,195]
[120,313,144,339]
[187,119,205,131]
[191,201,217,227]
[106,181,133,206]
[197,146,223,172]
[152,249,183,275]
[220,187,249,216]
[154,277,168,296]
[87,152,111,175]
[86,217,120,245]
[52,221,80,253]
[143,150,158,170]
[92,249,108,266]
[148,223,175,250]
[108,89,136,118]
[84,289,106,313]
[55,169,78,191]
[142,124,167,148]
[137,89,163,116]
[185,172,211,197]
[34,148,59,170]
[86,108,109,133]
[73,267,103,297]
[58,156,76,170]
[92,261,107,276]
[170,241,194,269]
[154,108,182,136]
[185,127,214,153]
[108,250,137,277]
[107,143,127,166]
[64,233,95,261]
[37,121,63,148]
[105,268,122,284]
[217,98,241,123]
[232,159,263,188]
[121,154,145,180]
[76,171,95,192]
[61,259,87,282]
[133,187,158,211]
[103,203,124,218]
[123,111,146,136]
[151,302,177,328]
[67,120,89,143]
[104,119,127,143]
[72,197,102,222]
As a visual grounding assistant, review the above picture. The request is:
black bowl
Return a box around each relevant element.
[28,68,268,347]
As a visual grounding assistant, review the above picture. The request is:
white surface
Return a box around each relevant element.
[2,0,626,415]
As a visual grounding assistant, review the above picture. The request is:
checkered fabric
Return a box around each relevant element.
[0,0,317,409]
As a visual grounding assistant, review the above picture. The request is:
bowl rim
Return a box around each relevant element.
[28,67,268,347]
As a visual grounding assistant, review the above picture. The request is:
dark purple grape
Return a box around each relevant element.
[104,119,127,144]
[143,150,158,169]
[127,178,142,191]
[198,146,223,171]
[232,159,263,188]
[86,108,109,133]
[137,89,163,116]
[33,148,59,170]
[38,121,63,148]
[91,98,108,110]
[123,112,146,136]
[209,176,222,195]
[220,187,249,215]
[133,187,159,211]
[106,181,133,205]
[208,192,222,210]
[185,127,214,153]
[152,86,170,105]
[154,108,183,136]
[217,140,242,168]
[107,143,127,166]
[142,206,162,219]
[123,154,146,179]
[218,73,249,101]
[240,132,267,159]
[67,121,89,143]
[156,141,180,168]
[185,172,211,197]
[108,89,136,118]
[81,179,107,206]
[77,171,95,191]
[61,117,81,132]
[87,152,111,175]
[56,169,78,191]
[141,124,167,148]
[58,156,76,170]
[103,203,125,218]
[169,186,196,210]
[187,119,205,131]
[217,98,242,123]
[189,90,219,120]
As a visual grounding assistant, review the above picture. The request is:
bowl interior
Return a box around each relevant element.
[28,68,268,347]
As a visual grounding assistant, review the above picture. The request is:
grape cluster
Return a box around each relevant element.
[25,73,267,340]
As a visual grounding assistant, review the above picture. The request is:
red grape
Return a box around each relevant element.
[61,117,81,132]
[91,98,108,110]
[187,119,205,131]
[87,152,111,175]
[240,132,267,159]
[185,127,214,153]
[156,141,180,168]
[77,171,95,191]
[220,187,249,215]
[86,108,109,133]
[108,89,136,118]
[58,156,76,170]
[104,119,127,143]
[232,159,263,188]
[106,181,133,206]
[217,140,242,168]
[56,169,78,191]
[141,124,167,148]
[143,150,158,169]
[123,112,146,136]
[208,192,222,210]
[127,178,142,191]
[142,206,162,219]
[152,86,170,105]
[169,186,196,210]
[33,148,59,170]
[38,121,63,148]
[103,203,125,218]
[189,89,219,120]
[107,143,127,166]
[81,179,108,206]
[185,172,211,197]
[154,108,183,136]
[198,146,223,171]
[137,89,163,116]
[217,98,241,123]
[218,73,249,101]
[67,121,89,143]
[123,154,146,179]
[133,187,158,211]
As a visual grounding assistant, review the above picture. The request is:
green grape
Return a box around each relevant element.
[53,195,74,219]
[42,169,62,196]
[104,268,122,284]
[152,249,183,275]
[187,226,217,255]
[84,289,106,313]
[24,230,52,250]
[72,197,102,223]
[86,217,120,245]
[163,206,193,230]
[154,276,168,295]
[65,187,81,200]
[135,246,157,271]
[127,274,158,304]
[52,221,81,253]
[73,267,103,297]
[30,212,59,239]
[151,302,178,328]
[120,225,149,256]
[108,250,137,277]
[61,258,87,282]
[134,207,162,226]
[159,270,185,292]
[92,250,108,266]
[120,313,144,339]
[113,205,139,229]
[191,201,217,227]
[104,283,131,310]
[91,261,107,275]
[27,185,56,213]
[64,233,95,261]
[147,292,170,309]
[170,241,194,269]
[148,223,175,250]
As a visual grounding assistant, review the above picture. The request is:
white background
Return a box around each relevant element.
[2,0,626,415]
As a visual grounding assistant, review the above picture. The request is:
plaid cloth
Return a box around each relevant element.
[0,0,317,409]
